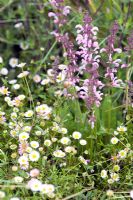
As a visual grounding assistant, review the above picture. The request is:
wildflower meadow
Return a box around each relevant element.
[0,0,133,199]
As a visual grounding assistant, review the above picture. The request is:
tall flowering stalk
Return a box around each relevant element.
[101,22,128,87]
[49,1,104,127]
[48,1,129,128]
[49,0,78,85]
[75,14,104,127]
[76,14,104,108]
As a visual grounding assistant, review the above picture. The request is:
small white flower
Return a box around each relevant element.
[17,71,29,78]
[79,156,88,165]
[0,68,8,75]
[107,179,114,184]
[41,78,50,85]
[35,104,52,119]
[27,178,42,192]
[9,58,18,68]
[106,190,114,197]
[130,190,133,199]
[54,90,63,97]
[33,74,41,83]
[47,193,55,198]
[9,79,17,84]
[113,165,120,172]
[20,42,29,50]
[0,191,5,198]
[41,184,55,194]
[47,69,54,77]
[40,47,44,51]
[12,166,18,171]
[30,141,39,149]
[111,137,119,144]
[51,137,58,142]
[101,170,108,179]
[72,131,82,139]
[18,94,25,100]
[10,130,18,137]
[18,155,28,165]
[23,126,32,132]
[0,56,3,63]
[10,198,20,200]
[13,176,23,183]
[26,147,33,153]
[110,173,119,182]
[60,127,67,134]
[35,131,42,136]
[60,137,70,145]
[13,84,20,90]
[24,110,34,118]
[119,150,127,159]
[56,71,66,82]
[79,139,87,145]
[19,132,29,141]
[58,64,68,70]
[11,112,17,119]
[17,62,26,68]
[44,139,52,147]
[29,151,40,162]
[64,146,77,154]
[14,22,23,29]
[117,126,127,132]
[53,150,66,158]
[114,131,119,135]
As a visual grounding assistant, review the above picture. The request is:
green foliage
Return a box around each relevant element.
[0,0,132,199]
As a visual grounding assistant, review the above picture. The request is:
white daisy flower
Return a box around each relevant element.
[9,58,18,68]
[23,126,32,132]
[72,131,82,139]
[41,78,50,85]
[17,62,26,68]
[9,79,17,84]
[60,137,70,145]
[119,150,127,159]
[0,56,3,63]
[0,191,6,198]
[30,141,39,149]
[14,22,23,29]
[27,178,42,192]
[19,132,29,141]
[101,170,108,179]
[13,176,23,183]
[10,198,20,200]
[130,190,133,199]
[53,150,66,158]
[18,155,28,165]
[33,74,41,83]
[111,137,119,144]
[117,126,127,132]
[29,151,40,162]
[41,184,55,194]
[17,71,29,78]
[0,68,8,75]
[13,84,20,90]
[56,71,66,83]
[59,127,68,134]
[110,173,119,182]
[24,110,34,118]
[79,139,87,145]
[106,190,114,197]
[44,139,52,147]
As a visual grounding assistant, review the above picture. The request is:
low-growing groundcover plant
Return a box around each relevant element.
[0,0,133,199]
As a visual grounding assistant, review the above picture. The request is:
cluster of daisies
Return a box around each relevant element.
[100,125,132,197]
[0,60,90,198]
